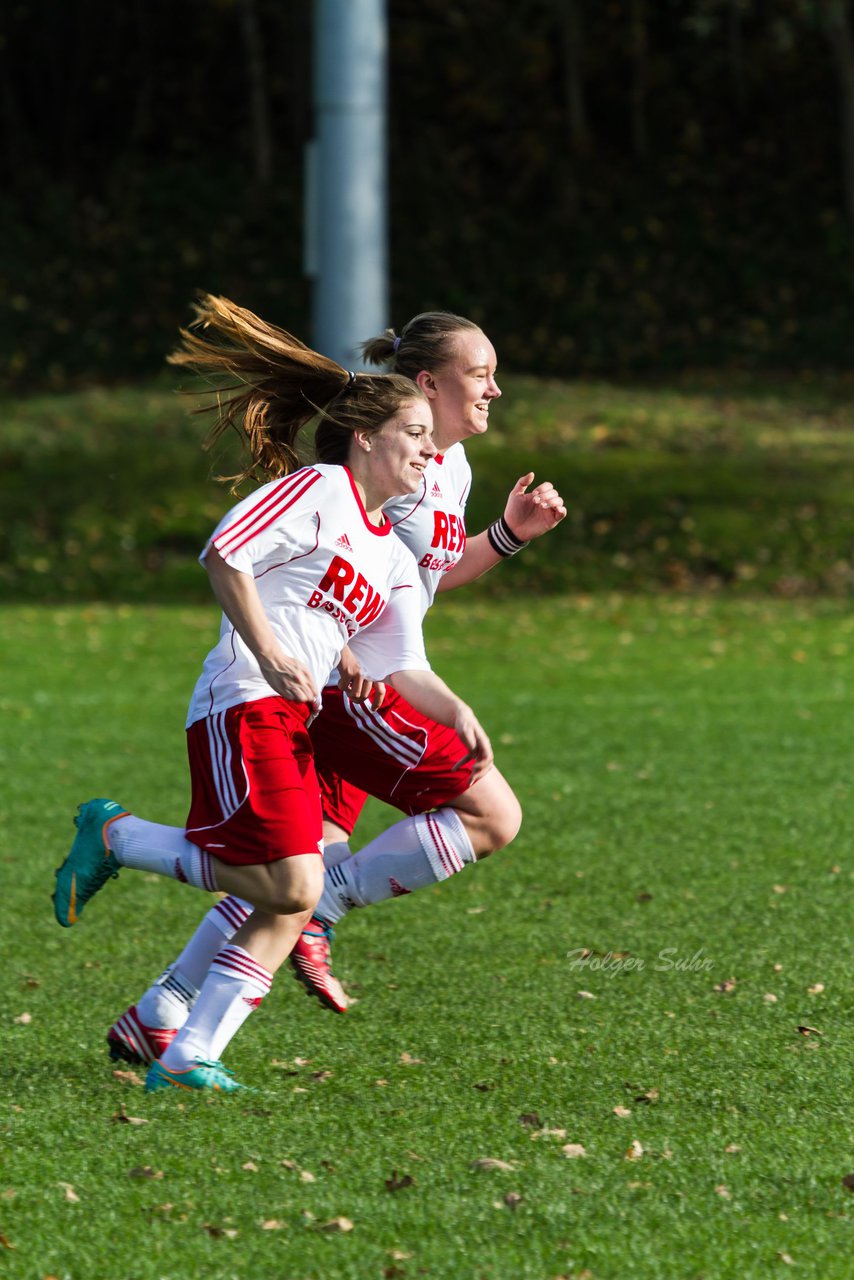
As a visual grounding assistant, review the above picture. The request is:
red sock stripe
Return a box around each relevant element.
[212,895,253,932]
[211,945,273,992]
[199,850,218,893]
[426,812,464,877]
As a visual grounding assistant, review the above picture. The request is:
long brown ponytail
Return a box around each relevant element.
[169,294,425,490]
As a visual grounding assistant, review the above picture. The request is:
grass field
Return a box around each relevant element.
[1,595,852,1280]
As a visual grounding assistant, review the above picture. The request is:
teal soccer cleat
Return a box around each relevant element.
[145,1059,252,1094]
[53,798,127,927]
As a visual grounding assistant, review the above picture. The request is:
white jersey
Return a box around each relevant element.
[383,443,472,617]
[186,464,430,728]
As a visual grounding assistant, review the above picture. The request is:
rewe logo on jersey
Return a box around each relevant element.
[430,510,466,553]
[307,553,386,631]
[334,533,353,551]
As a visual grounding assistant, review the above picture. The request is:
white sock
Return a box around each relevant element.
[134,897,254,1030]
[322,840,352,870]
[135,967,198,1031]
[315,808,475,925]
[160,945,272,1072]
[108,816,218,892]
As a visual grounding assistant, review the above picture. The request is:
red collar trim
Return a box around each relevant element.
[343,465,391,536]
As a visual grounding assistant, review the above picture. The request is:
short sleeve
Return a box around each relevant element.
[202,468,324,574]
[348,547,431,679]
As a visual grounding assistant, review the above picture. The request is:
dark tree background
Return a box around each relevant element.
[2,0,853,392]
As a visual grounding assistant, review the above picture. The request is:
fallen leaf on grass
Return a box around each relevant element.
[625,1141,644,1161]
[713,978,737,994]
[772,884,788,894]
[471,1158,516,1172]
[807,983,825,995]
[111,1069,144,1087]
[518,1112,541,1127]
[777,1252,795,1265]
[466,906,487,914]
[715,1185,732,1199]
[1,1190,15,1200]
[725,1144,741,1155]
[317,1216,354,1233]
[612,1106,631,1118]
[311,1070,333,1082]
[260,1219,286,1230]
[384,1171,414,1192]
[58,1182,79,1203]
[203,1224,238,1239]
[13,1012,32,1025]
[530,1127,567,1141]
[763,993,778,1004]
[0,1232,15,1250]
[561,1144,587,1159]
[577,990,596,1000]
[796,1025,822,1037]
[399,1052,423,1066]
[388,1249,412,1261]
[242,1162,259,1173]
[473,1082,496,1092]
[841,1173,854,1193]
[111,1104,147,1125]
[299,1170,316,1183]
[503,1191,523,1210]
[128,1167,163,1180]
[634,1088,660,1104]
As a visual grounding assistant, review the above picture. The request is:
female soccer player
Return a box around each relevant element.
[105,311,566,1067]
[53,295,493,1094]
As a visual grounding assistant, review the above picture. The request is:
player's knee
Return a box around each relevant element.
[493,792,523,850]
[267,857,324,916]
[478,791,523,855]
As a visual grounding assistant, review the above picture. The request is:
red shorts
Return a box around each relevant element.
[185,696,322,865]
[308,686,475,835]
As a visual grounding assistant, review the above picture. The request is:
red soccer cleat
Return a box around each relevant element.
[107,1004,178,1066]
[289,918,350,1014]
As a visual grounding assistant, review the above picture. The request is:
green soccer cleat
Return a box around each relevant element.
[145,1058,252,1094]
[53,798,127,927]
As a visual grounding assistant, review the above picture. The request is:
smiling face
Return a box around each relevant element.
[356,398,436,506]
[417,329,501,452]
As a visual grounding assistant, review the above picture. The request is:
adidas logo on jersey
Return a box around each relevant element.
[334,533,353,551]
[430,481,442,498]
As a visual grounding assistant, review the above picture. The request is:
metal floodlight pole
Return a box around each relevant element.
[306,0,388,369]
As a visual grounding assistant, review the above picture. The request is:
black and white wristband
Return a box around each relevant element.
[487,516,529,558]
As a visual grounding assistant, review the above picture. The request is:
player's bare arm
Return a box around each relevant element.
[437,471,567,592]
[204,547,319,705]
[386,668,494,784]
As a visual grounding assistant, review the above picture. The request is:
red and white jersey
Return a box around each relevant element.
[383,442,471,616]
[186,464,430,728]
